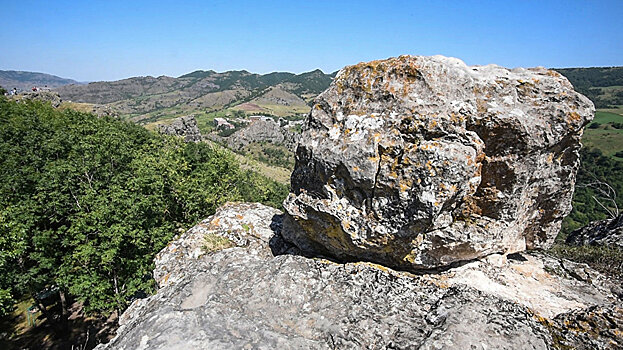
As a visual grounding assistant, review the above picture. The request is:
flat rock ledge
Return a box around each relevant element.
[98,203,622,350]
[283,55,594,271]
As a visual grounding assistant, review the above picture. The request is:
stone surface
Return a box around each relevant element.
[98,203,622,350]
[567,214,623,249]
[18,90,63,107]
[283,55,594,271]
[220,118,300,152]
[157,115,202,142]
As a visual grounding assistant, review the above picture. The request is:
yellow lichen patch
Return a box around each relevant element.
[353,261,392,273]
[399,182,409,192]
[476,99,488,114]
[352,166,360,172]
[546,153,554,164]
[403,252,418,264]
[567,111,582,122]
[236,214,243,220]
[545,70,561,78]
[341,220,351,230]
[314,104,322,110]
[210,217,221,226]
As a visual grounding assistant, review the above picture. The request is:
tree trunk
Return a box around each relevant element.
[59,290,67,318]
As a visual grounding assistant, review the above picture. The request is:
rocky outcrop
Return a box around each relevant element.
[157,115,202,142]
[18,90,62,107]
[567,215,623,248]
[283,55,594,271]
[98,203,622,350]
[217,118,300,151]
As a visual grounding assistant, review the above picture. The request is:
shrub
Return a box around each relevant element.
[0,98,287,316]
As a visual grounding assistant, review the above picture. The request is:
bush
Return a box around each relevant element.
[588,122,601,129]
[0,98,287,316]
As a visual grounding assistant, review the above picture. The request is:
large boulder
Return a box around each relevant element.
[18,90,63,107]
[158,115,202,142]
[222,118,301,152]
[97,203,622,350]
[283,55,594,270]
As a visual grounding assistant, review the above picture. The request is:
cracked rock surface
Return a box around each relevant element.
[98,203,622,350]
[283,55,594,271]
[157,115,202,142]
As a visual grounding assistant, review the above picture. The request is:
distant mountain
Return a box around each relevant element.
[554,67,623,108]
[0,70,83,92]
[54,69,335,126]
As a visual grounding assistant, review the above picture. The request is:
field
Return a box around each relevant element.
[582,110,623,159]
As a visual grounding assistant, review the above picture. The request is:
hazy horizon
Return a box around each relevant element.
[2,0,622,82]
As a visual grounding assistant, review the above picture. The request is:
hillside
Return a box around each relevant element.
[555,66,623,110]
[54,69,335,129]
[0,70,83,92]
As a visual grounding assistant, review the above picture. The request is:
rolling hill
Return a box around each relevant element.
[54,69,336,129]
[0,70,83,92]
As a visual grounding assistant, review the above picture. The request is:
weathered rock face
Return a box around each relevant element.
[567,214,623,249]
[223,118,301,151]
[158,115,202,142]
[98,203,622,350]
[283,55,594,270]
[18,90,63,107]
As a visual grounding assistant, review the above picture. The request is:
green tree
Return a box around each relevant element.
[0,97,287,317]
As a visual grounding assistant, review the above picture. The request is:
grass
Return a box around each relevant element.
[230,102,309,117]
[601,106,623,116]
[582,110,623,158]
[0,298,41,343]
[202,233,234,253]
[593,110,623,123]
[548,243,623,280]
[241,142,295,169]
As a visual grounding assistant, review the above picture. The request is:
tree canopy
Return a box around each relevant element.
[0,98,287,316]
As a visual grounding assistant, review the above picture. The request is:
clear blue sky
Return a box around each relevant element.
[1,0,622,82]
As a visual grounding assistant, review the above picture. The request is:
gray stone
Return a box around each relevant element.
[97,203,622,350]
[283,55,594,271]
[158,115,202,142]
[567,214,623,249]
[19,90,62,107]
[216,118,300,152]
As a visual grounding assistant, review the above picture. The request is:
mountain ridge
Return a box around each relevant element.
[0,70,83,91]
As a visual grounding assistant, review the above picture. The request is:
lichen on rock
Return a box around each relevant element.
[283,55,595,270]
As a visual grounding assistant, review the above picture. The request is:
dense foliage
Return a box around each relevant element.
[0,98,287,316]
[555,67,623,108]
[555,67,623,90]
[562,148,623,235]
